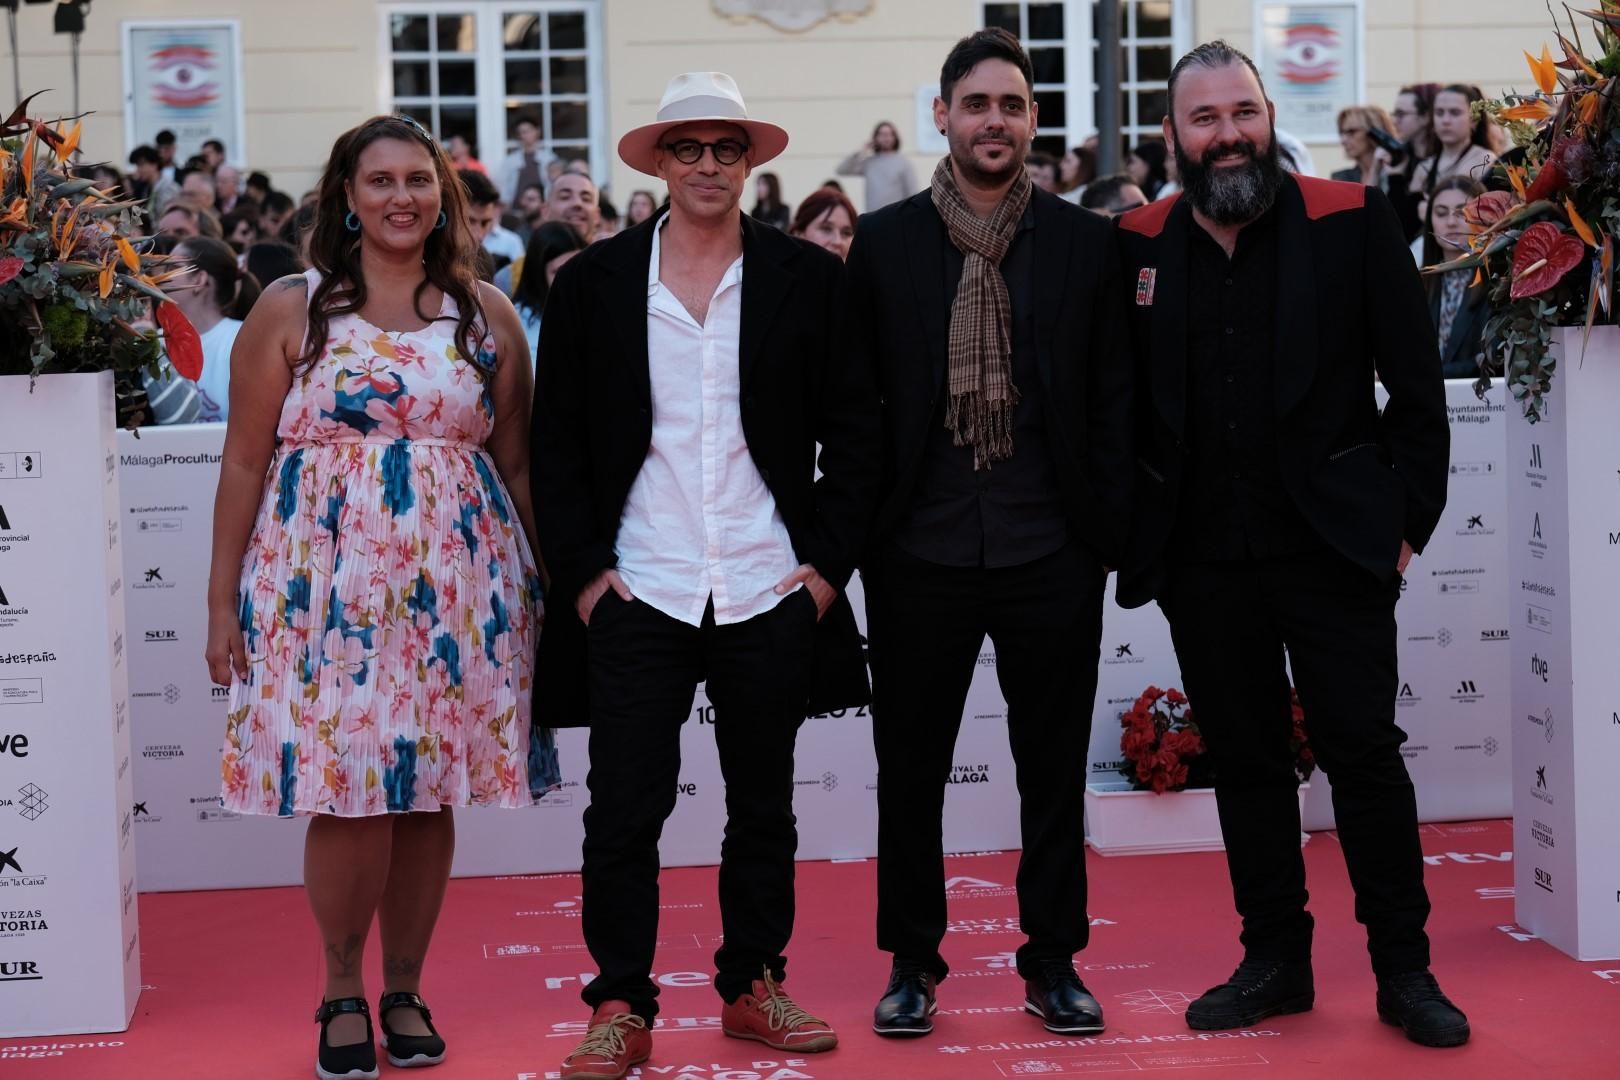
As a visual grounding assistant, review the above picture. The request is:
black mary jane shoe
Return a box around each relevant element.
[378,990,448,1068]
[315,997,379,1080]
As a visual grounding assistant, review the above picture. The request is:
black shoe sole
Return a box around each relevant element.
[873,1002,938,1037]
[1185,994,1314,1031]
[1378,1006,1471,1047]
[1023,999,1105,1035]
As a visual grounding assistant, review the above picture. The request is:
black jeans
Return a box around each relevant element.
[1158,552,1432,976]
[578,589,817,1020]
[867,542,1105,981]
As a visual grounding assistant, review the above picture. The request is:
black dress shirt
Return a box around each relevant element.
[892,203,1070,568]
[1173,207,1325,561]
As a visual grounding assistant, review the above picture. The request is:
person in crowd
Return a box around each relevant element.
[245,239,304,286]
[496,112,553,206]
[164,236,260,421]
[155,128,178,179]
[215,163,246,213]
[1332,105,1395,187]
[544,170,602,243]
[1425,175,1489,378]
[180,167,218,212]
[533,70,878,1080]
[280,203,319,265]
[847,27,1131,1042]
[246,171,273,204]
[1410,85,1500,264]
[156,202,223,241]
[1114,40,1466,1049]
[513,181,548,241]
[750,171,791,229]
[546,157,568,188]
[220,208,260,254]
[260,190,296,239]
[83,162,124,198]
[447,132,486,174]
[1078,172,1148,217]
[597,194,621,238]
[566,158,592,177]
[1057,144,1096,203]
[1379,83,1441,235]
[204,113,555,1080]
[624,189,659,227]
[129,145,180,218]
[788,186,857,261]
[459,168,525,266]
[836,120,919,211]
[300,188,321,209]
[200,138,226,171]
[510,221,587,357]
[1025,150,1059,192]
[1127,139,1169,200]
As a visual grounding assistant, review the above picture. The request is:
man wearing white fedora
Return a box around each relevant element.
[532,71,881,1079]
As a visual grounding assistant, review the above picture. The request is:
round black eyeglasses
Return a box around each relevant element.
[661,139,749,165]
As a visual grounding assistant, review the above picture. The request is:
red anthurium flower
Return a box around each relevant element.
[1511,221,1587,299]
[156,300,204,380]
[0,256,22,287]
[1464,190,1517,230]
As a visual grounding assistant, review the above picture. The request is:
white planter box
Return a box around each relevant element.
[1085,782,1310,857]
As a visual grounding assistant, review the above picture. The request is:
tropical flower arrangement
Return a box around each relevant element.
[0,92,200,405]
[1440,4,1620,422]
[1119,686,1314,794]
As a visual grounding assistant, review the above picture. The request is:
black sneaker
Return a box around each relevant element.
[873,959,938,1037]
[379,990,447,1067]
[315,997,379,1080]
[1023,962,1105,1035]
[1185,957,1314,1030]
[1376,970,1470,1047]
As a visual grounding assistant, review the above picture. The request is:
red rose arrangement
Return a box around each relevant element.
[1119,685,1315,793]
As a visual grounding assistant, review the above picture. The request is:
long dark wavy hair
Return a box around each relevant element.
[297,115,486,377]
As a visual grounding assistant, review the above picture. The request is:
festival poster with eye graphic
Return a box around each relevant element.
[1254,2,1363,143]
[122,20,245,165]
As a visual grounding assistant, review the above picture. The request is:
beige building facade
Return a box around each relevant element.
[7,0,1543,211]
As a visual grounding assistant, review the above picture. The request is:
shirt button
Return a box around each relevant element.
[1224,326,1235,336]
[1224,277,1234,286]
[1227,420,1238,430]
[1224,373,1235,384]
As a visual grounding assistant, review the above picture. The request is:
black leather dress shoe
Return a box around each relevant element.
[1023,964,1105,1035]
[873,959,937,1037]
[1376,970,1470,1047]
[1185,957,1314,1030]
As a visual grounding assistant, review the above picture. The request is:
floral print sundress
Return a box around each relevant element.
[222,269,558,817]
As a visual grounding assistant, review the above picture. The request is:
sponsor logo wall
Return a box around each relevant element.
[120,384,1513,893]
[1505,329,1620,961]
[0,372,140,1037]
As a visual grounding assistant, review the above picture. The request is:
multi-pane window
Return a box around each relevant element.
[382,2,602,176]
[981,0,1187,157]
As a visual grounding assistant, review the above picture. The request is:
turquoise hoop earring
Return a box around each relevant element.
[434,211,447,230]
[344,211,360,232]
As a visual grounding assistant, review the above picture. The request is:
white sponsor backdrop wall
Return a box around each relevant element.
[120,380,1510,891]
[1506,329,1620,961]
[0,373,140,1037]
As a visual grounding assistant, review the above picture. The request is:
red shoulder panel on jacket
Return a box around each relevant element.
[1117,192,1179,237]
[1297,174,1365,220]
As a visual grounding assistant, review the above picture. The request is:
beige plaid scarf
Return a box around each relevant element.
[930,155,1032,470]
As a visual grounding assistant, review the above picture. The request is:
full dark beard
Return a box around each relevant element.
[949,128,1029,188]
[1175,126,1283,226]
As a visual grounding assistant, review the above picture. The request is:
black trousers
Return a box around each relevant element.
[867,542,1105,981]
[1158,552,1432,977]
[579,589,817,1020]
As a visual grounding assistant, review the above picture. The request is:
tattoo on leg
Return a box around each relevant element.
[326,933,364,978]
[384,954,423,979]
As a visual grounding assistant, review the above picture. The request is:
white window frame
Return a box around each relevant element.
[971,0,1192,148]
[375,1,606,182]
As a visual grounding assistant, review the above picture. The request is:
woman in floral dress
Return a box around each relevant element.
[205,115,556,1079]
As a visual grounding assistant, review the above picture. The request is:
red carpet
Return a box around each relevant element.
[4,819,1613,1078]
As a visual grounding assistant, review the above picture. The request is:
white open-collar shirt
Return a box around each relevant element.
[612,214,800,627]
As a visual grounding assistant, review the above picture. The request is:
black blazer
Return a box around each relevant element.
[530,214,882,726]
[1113,173,1449,608]
[1426,271,1490,379]
[843,187,1135,570]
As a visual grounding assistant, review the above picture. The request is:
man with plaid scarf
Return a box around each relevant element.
[843,27,1134,1040]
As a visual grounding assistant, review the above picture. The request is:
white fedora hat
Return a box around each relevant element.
[617,71,788,177]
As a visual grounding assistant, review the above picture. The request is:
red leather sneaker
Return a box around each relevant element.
[721,970,838,1053]
[559,1002,651,1080]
